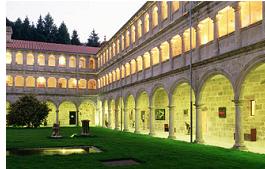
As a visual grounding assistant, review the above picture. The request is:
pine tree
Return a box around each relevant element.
[71,30,81,45]
[87,29,100,47]
[21,16,32,40]
[36,15,46,42]
[6,18,13,27]
[56,22,70,44]
[44,13,56,42]
[12,18,23,39]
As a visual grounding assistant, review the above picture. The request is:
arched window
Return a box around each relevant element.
[183,27,196,52]
[102,52,105,65]
[130,59,136,74]
[59,55,66,67]
[38,54,45,66]
[97,79,101,88]
[47,77,56,88]
[6,51,12,64]
[131,25,136,43]
[152,6,158,28]
[125,63,130,76]
[172,1,179,12]
[88,79,97,89]
[198,17,213,45]
[144,14,150,33]
[26,53,34,65]
[15,76,24,87]
[121,65,125,78]
[151,47,159,65]
[136,56,143,72]
[106,49,109,62]
[15,52,23,65]
[116,39,120,54]
[112,43,116,56]
[112,70,116,82]
[68,78,77,88]
[89,58,95,69]
[137,20,142,38]
[161,1,168,20]
[78,79,87,89]
[160,41,169,62]
[58,78,67,88]
[240,1,262,28]
[102,76,105,86]
[6,75,13,86]
[126,30,130,48]
[26,76,35,87]
[48,55,56,66]
[106,75,109,85]
[143,52,150,69]
[116,68,120,80]
[171,34,182,57]
[217,6,235,38]
[69,56,76,68]
[37,77,46,88]
[109,73,112,84]
[121,35,125,50]
[109,46,112,59]
[79,57,86,68]
[98,57,101,68]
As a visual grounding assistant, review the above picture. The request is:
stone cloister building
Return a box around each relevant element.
[6,1,265,153]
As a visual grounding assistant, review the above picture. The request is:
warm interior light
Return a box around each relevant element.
[250,100,255,116]
[59,56,66,66]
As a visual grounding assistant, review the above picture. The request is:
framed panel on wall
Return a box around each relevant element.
[155,109,165,120]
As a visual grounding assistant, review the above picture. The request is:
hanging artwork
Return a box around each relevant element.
[155,109,165,120]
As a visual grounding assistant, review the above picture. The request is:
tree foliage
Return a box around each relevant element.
[71,30,81,45]
[6,95,50,128]
[87,29,100,47]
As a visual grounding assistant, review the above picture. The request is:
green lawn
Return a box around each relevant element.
[6,127,265,169]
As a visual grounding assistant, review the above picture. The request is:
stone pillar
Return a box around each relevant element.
[102,106,105,127]
[56,109,59,124]
[233,2,242,48]
[180,33,186,66]
[168,1,172,22]
[76,108,79,127]
[195,103,204,143]
[212,14,219,56]
[159,46,163,74]
[134,108,140,134]
[150,50,154,77]
[195,24,201,60]
[233,100,246,150]
[168,105,176,139]
[11,51,16,67]
[115,109,119,130]
[123,108,129,132]
[262,2,265,39]
[149,106,155,136]
[108,108,112,128]
[168,39,173,70]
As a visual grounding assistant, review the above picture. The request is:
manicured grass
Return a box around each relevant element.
[6,127,265,169]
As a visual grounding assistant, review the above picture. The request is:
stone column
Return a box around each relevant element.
[168,39,173,70]
[212,14,219,56]
[159,46,163,74]
[76,108,79,127]
[102,106,105,127]
[195,24,201,60]
[123,108,129,132]
[134,108,140,134]
[233,100,246,150]
[168,105,176,139]
[56,109,59,124]
[195,103,204,143]
[262,2,265,39]
[108,108,112,128]
[23,51,26,66]
[11,51,16,67]
[232,2,241,48]
[115,109,119,130]
[150,50,154,77]
[149,106,155,136]
[180,33,186,66]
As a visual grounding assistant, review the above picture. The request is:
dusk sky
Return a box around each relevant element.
[6,1,146,43]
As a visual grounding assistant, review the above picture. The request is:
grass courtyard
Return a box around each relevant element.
[6,127,265,169]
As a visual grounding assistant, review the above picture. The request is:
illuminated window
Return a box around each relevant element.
[172,1,179,12]
[161,1,168,20]
[78,79,87,89]
[160,41,169,62]
[38,54,45,66]
[217,6,235,37]
[171,34,182,57]
[26,53,34,65]
[37,77,46,88]
[116,68,120,80]
[59,55,66,67]
[106,75,109,85]
[137,20,142,38]
[112,43,116,56]
[112,70,116,82]
[109,47,112,59]
[106,49,109,62]
[68,78,77,88]
[152,6,158,28]
[6,75,13,86]
[183,27,196,52]
[130,59,136,74]
[15,52,23,65]
[79,57,86,68]
[198,17,214,45]
[47,77,56,88]
[125,63,131,77]
[240,1,262,28]
[143,52,151,69]
[15,76,24,87]
[6,51,12,64]
[98,79,101,88]
[151,47,159,65]
[126,30,130,48]
[109,73,112,84]
[98,57,101,68]
[137,56,143,72]
[250,100,256,116]
[121,35,125,50]
[116,39,120,54]
[69,56,76,68]
[144,14,150,33]
[88,79,97,89]
[58,78,67,88]
[48,55,56,66]
[103,76,105,86]
[103,52,106,65]
[121,65,125,78]
[131,25,136,43]
[26,76,35,87]
[89,58,95,69]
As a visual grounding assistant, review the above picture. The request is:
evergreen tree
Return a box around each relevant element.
[12,18,23,39]
[71,30,81,45]
[21,16,32,40]
[44,13,56,42]
[87,29,100,47]
[6,18,13,27]
[36,15,46,42]
[56,22,70,44]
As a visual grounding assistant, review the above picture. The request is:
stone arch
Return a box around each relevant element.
[45,100,57,126]
[136,90,150,133]
[103,99,109,127]
[58,101,77,126]
[115,96,124,130]
[78,99,96,126]
[150,83,168,101]
[126,94,135,131]
[109,98,116,129]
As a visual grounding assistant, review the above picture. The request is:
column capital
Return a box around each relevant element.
[193,103,203,108]
[56,110,59,113]
[168,105,176,108]
[231,2,240,11]
[232,99,242,106]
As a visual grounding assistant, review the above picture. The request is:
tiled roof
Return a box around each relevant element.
[6,40,100,55]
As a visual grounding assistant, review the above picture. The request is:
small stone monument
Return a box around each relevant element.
[81,120,90,136]
[51,123,62,138]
